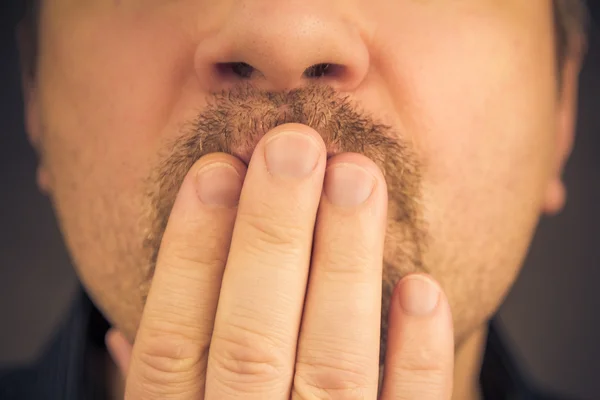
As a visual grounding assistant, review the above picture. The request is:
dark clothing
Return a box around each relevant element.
[0,289,570,399]
[0,292,109,400]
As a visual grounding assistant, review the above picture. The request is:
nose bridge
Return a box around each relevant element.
[194,1,369,91]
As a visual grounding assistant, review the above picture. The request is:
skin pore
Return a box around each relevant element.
[21,0,584,398]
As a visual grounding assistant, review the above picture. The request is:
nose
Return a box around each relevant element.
[194,2,370,92]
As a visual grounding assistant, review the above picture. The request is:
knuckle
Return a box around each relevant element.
[166,247,227,276]
[240,209,305,249]
[394,373,446,400]
[319,233,374,275]
[324,250,371,276]
[209,325,286,389]
[388,345,448,398]
[163,235,227,268]
[135,332,206,388]
[395,347,446,374]
[293,357,373,400]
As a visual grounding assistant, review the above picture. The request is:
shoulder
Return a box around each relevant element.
[481,321,573,400]
[0,365,39,399]
[0,289,96,400]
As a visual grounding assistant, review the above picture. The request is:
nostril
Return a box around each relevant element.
[216,62,256,79]
[210,61,352,89]
[304,63,343,78]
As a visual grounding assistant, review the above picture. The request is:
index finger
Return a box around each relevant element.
[125,153,246,400]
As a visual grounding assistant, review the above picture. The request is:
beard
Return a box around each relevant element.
[141,83,427,365]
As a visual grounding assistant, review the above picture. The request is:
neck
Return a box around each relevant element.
[452,326,487,400]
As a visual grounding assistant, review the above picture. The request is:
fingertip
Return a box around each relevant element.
[265,123,327,151]
[389,273,453,332]
[327,152,385,183]
[325,153,388,210]
[396,274,442,317]
[256,124,326,180]
[184,153,248,208]
[189,152,248,181]
[105,328,121,350]
[386,273,455,364]
[542,179,567,215]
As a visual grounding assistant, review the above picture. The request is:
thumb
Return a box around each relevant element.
[105,328,133,377]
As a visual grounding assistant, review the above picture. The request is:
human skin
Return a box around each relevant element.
[115,125,455,398]
[20,0,583,398]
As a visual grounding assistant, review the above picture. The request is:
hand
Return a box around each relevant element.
[106,124,455,399]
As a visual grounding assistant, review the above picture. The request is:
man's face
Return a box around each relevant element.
[26,0,579,347]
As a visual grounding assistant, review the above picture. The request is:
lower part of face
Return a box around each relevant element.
[35,0,558,350]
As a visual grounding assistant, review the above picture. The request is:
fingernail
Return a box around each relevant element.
[195,162,243,207]
[324,163,375,207]
[398,276,440,316]
[264,132,321,178]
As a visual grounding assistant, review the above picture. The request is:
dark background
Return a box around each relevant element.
[1,2,599,399]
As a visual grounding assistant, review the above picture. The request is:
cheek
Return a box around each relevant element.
[37,4,202,178]
[373,2,558,336]
[35,6,204,330]
[36,4,207,239]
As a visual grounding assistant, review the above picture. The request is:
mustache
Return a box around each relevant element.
[142,82,422,282]
[177,83,403,166]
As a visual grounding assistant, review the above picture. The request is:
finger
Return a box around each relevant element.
[205,124,327,400]
[292,153,387,399]
[106,329,133,376]
[380,274,454,400]
[125,153,246,400]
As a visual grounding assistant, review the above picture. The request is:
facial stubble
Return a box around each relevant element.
[142,84,427,365]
